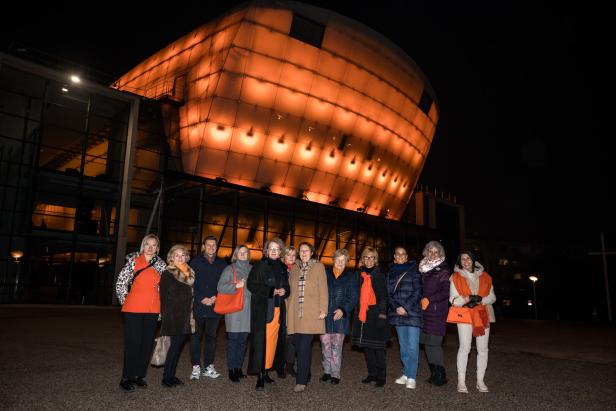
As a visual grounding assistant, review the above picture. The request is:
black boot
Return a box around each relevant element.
[286,362,297,378]
[229,369,239,382]
[432,365,448,386]
[263,371,275,383]
[426,363,435,384]
[256,373,265,391]
[235,368,247,379]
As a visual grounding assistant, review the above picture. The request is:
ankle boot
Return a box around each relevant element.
[256,373,265,391]
[229,369,239,382]
[235,368,246,379]
[426,363,435,384]
[432,365,448,386]
[263,371,275,383]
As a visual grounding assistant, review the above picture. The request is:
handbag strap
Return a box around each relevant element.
[393,271,408,293]
[131,257,157,285]
[232,264,237,284]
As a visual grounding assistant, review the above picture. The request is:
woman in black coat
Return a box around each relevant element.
[351,247,389,387]
[159,244,195,387]
[247,238,290,391]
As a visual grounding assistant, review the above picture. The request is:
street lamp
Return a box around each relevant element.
[10,250,24,301]
[529,275,538,319]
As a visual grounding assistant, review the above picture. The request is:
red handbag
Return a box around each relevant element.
[214,266,244,315]
[446,306,472,324]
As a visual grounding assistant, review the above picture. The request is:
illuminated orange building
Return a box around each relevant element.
[114,1,438,220]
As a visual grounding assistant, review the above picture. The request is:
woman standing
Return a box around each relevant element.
[247,238,289,391]
[160,244,195,387]
[287,242,328,392]
[320,249,358,385]
[387,247,422,390]
[418,241,451,386]
[115,234,167,391]
[275,246,298,378]
[450,251,496,393]
[217,245,252,382]
[351,247,389,387]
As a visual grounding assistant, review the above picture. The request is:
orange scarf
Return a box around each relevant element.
[452,272,492,336]
[358,272,376,323]
[175,262,190,279]
[333,266,344,279]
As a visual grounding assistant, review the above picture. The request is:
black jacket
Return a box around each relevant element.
[190,255,226,318]
[160,269,194,336]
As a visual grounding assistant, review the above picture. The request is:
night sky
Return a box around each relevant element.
[2,0,611,246]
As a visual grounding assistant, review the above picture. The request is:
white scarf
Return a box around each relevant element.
[419,256,445,273]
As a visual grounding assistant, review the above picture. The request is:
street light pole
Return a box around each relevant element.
[529,275,538,320]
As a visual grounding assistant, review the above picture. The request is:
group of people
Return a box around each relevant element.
[115,234,496,394]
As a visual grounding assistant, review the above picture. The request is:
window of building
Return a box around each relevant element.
[289,14,325,48]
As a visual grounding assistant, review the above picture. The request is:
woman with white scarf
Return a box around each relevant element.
[450,250,496,393]
[418,241,451,386]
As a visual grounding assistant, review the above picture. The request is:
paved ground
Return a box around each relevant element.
[0,305,615,410]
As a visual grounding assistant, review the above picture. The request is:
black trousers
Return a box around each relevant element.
[190,317,220,367]
[364,347,386,381]
[273,322,290,372]
[121,313,158,380]
[164,335,188,380]
[293,333,313,385]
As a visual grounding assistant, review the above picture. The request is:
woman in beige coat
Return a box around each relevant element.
[287,242,328,392]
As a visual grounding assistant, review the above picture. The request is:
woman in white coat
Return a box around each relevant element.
[449,250,496,393]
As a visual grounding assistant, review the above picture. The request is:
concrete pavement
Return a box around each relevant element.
[0,305,614,410]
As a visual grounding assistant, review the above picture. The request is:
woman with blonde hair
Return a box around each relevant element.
[351,247,389,387]
[115,234,167,391]
[160,244,195,387]
[217,244,252,382]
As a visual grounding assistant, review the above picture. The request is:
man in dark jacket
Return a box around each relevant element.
[189,236,227,380]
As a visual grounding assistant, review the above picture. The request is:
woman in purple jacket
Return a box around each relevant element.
[418,241,451,386]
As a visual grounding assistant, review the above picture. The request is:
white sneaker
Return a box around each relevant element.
[190,365,200,380]
[476,380,489,392]
[457,381,468,393]
[395,375,408,385]
[405,378,416,389]
[203,364,220,379]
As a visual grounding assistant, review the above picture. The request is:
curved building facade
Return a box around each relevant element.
[115,1,438,219]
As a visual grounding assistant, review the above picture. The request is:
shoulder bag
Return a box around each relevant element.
[214,265,244,314]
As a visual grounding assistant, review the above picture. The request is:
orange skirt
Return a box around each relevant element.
[265,307,280,369]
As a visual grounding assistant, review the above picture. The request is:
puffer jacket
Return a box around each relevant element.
[387,261,422,328]
[324,267,358,335]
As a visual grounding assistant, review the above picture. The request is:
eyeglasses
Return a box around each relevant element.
[363,256,376,260]
[268,248,281,252]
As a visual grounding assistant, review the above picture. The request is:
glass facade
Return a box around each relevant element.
[0,4,449,306]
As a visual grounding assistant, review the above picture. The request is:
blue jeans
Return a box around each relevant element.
[227,332,248,369]
[396,325,421,379]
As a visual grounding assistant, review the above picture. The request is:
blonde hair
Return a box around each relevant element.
[166,244,193,281]
[140,234,160,254]
[360,246,378,266]
[231,244,251,262]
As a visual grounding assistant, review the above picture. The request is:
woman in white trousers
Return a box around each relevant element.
[449,251,496,393]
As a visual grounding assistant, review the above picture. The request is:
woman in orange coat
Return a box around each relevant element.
[115,234,167,391]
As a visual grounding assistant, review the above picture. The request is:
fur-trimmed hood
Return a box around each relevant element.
[454,262,485,279]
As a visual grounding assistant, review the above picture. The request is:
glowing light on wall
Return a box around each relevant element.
[114,2,438,219]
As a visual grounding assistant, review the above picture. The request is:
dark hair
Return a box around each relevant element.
[456,250,477,270]
[201,236,218,253]
[298,242,315,258]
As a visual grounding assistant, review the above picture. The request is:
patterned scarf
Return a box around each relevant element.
[298,260,312,318]
[419,256,445,273]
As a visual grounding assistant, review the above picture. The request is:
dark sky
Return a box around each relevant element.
[3,0,610,245]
